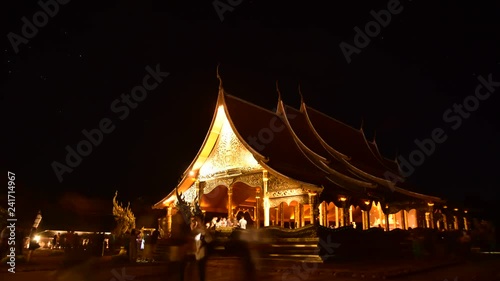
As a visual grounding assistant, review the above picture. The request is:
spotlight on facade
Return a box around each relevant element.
[339,196,347,202]
[364,200,370,205]
[454,208,459,211]
[427,202,434,207]
[189,170,196,177]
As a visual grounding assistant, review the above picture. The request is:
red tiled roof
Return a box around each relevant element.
[224,94,328,186]
[303,105,395,180]
[283,105,376,187]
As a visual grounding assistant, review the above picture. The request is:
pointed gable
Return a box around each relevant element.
[198,104,262,180]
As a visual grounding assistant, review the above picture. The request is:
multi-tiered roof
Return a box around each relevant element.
[154,77,444,210]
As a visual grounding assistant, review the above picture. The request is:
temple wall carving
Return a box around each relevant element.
[198,111,262,181]
[201,178,234,194]
[182,183,198,203]
[269,195,308,207]
[267,174,300,192]
[234,173,262,187]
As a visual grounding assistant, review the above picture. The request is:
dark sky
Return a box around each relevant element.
[2,0,500,221]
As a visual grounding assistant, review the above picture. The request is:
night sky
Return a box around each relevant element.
[2,1,500,223]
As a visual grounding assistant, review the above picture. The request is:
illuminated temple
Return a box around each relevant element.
[152,76,470,236]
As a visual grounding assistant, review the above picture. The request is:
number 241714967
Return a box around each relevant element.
[8,171,15,211]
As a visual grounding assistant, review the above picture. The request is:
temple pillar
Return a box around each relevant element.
[366,208,371,228]
[280,202,285,228]
[309,193,319,225]
[318,202,324,226]
[335,206,339,228]
[255,187,261,229]
[263,170,270,226]
[275,207,279,226]
[453,215,459,230]
[385,213,390,232]
[343,207,349,227]
[349,205,353,224]
[227,186,233,220]
[293,204,297,228]
[404,210,408,229]
[463,212,469,231]
[322,202,328,226]
[300,203,305,227]
[428,203,435,229]
[400,210,407,230]
[442,214,448,230]
[362,211,367,230]
[166,206,173,234]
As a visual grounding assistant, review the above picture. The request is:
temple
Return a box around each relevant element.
[152,74,471,237]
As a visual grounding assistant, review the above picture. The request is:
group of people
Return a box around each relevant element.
[127,228,161,262]
[208,216,247,230]
[168,208,256,281]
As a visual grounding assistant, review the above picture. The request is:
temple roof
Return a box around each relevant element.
[153,80,445,209]
[223,93,330,187]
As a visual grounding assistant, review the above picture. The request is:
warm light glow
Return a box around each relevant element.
[427,202,434,207]
[454,208,458,211]
[339,196,347,202]
[34,235,40,243]
[464,210,468,213]
[364,200,370,205]
[198,104,261,179]
[189,170,195,177]
[443,206,448,209]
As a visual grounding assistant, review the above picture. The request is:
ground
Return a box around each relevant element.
[1,249,500,281]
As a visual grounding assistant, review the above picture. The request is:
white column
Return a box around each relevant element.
[263,170,270,227]
[319,202,324,226]
[349,205,353,224]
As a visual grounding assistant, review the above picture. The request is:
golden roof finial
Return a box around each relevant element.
[298,83,304,104]
[276,80,282,100]
[216,63,223,90]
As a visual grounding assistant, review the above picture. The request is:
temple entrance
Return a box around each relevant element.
[200,181,258,228]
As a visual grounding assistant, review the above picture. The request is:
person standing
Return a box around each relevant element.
[27,228,40,263]
[191,215,212,281]
[239,216,247,230]
[129,229,138,262]
[150,228,160,261]
[169,207,192,281]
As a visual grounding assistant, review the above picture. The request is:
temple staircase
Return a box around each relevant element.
[258,237,327,262]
